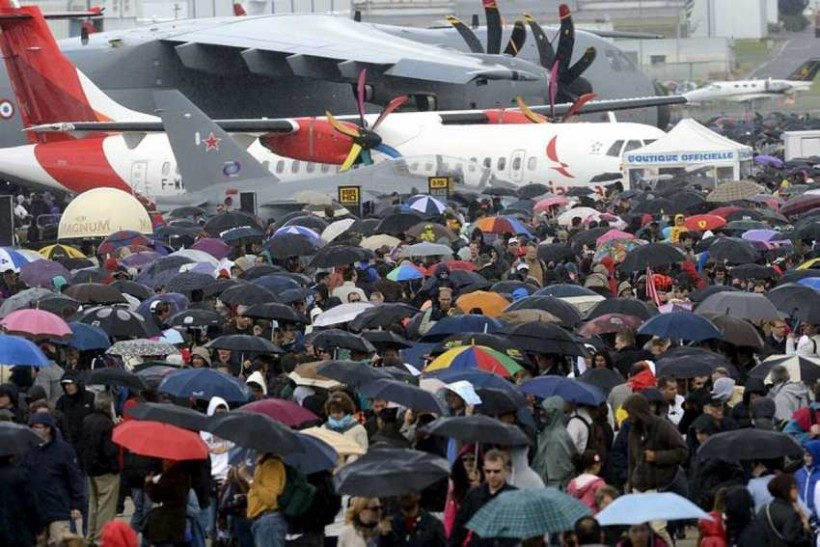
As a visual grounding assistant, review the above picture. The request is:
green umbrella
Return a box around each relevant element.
[466,488,590,539]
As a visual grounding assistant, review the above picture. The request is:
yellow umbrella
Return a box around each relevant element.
[455,291,510,317]
[797,257,820,270]
[38,244,86,260]
[301,427,366,456]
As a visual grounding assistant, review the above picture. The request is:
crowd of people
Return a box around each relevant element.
[0,165,819,547]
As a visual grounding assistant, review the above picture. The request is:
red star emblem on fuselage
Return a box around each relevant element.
[203,132,221,151]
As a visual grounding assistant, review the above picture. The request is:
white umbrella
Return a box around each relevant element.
[399,242,453,258]
[170,249,220,267]
[560,295,605,315]
[321,219,356,243]
[313,302,373,327]
[596,492,711,526]
[557,207,599,227]
[361,235,400,251]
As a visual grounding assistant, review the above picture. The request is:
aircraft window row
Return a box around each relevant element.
[512,157,522,171]
[528,157,537,171]
[497,157,506,171]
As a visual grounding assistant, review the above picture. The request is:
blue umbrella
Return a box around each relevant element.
[252,275,302,294]
[0,247,31,272]
[519,376,605,406]
[136,293,190,318]
[273,225,321,242]
[229,432,337,474]
[358,379,444,413]
[534,284,598,298]
[637,311,721,342]
[798,277,820,290]
[422,315,504,341]
[596,492,711,526]
[0,335,50,366]
[405,195,447,217]
[159,369,250,404]
[400,342,437,368]
[58,322,110,351]
[754,154,784,168]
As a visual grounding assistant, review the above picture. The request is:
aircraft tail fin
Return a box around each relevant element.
[787,59,820,82]
[0,0,155,143]
[153,89,275,193]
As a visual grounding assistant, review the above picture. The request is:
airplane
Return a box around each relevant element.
[682,59,820,104]
[0,0,672,151]
[0,0,672,198]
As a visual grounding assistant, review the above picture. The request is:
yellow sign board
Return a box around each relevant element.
[428,176,452,198]
[337,185,361,205]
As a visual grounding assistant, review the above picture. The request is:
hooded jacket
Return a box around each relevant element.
[567,473,606,511]
[622,394,688,492]
[508,446,544,490]
[796,440,820,516]
[200,396,233,482]
[532,396,576,489]
[768,380,812,422]
[55,373,95,448]
[33,362,65,405]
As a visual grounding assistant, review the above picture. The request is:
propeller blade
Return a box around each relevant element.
[325,111,360,139]
[372,95,409,130]
[524,13,555,70]
[503,20,527,56]
[340,143,363,172]
[548,60,559,118]
[515,97,548,123]
[483,0,502,55]
[555,4,575,80]
[374,143,402,158]
[360,148,373,166]
[447,15,484,54]
[356,68,367,128]
[565,46,597,86]
[561,92,597,121]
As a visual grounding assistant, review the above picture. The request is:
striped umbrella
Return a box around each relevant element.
[425,345,523,378]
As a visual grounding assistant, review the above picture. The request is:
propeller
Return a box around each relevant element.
[447,0,527,58]
[328,69,407,171]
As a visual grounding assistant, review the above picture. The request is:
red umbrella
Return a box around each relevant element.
[577,313,643,337]
[0,309,71,339]
[113,420,208,460]
[239,399,320,428]
[780,194,820,217]
[683,215,726,231]
[432,260,477,272]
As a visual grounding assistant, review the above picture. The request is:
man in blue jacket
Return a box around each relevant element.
[796,439,820,519]
[25,413,85,545]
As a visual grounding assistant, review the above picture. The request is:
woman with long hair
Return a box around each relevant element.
[338,497,390,547]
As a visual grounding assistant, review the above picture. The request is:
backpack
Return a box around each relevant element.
[278,464,316,519]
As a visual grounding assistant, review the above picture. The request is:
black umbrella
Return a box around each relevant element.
[70,268,107,284]
[220,225,265,246]
[125,402,209,431]
[779,269,820,285]
[168,309,225,329]
[579,368,625,396]
[503,322,586,356]
[360,330,413,350]
[697,429,803,461]
[689,285,741,303]
[655,347,733,378]
[490,281,539,295]
[168,206,207,219]
[202,211,261,237]
[205,412,303,455]
[64,283,128,305]
[242,303,305,323]
[517,183,550,199]
[348,303,419,331]
[374,212,425,236]
[358,379,443,413]
[447,270,491,292]
[308,329,376,354]
[84,368,148,392]
[78,306,159,339]
[586,298,656,321]
[35,295,81,318]
[309,245,374,268]
[281,214,328,234]
[631,198,675,215]
[619,243,684,272]
[206,335,283,354]
[333,448,450,497]
[264,234,322,260]
[134,363,182,389]
[164,272,216,294]
[569,227,610,250]
[239,265,283,281]
[565,187,594,197]
[729,264,779,280]
[110,280,152,301]
[0,422,43,456]
[474,388,522,416]
[794,221,820,240]
[505,296,583,328]
[766,284,820,324]
[537,244,576,263]
[708,238,758,264]
[219,283,278,306]
[702,314,764,349]
[421,415,531,446]
[314,360,392,387]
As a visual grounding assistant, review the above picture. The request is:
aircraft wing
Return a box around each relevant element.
[158,14,539,85]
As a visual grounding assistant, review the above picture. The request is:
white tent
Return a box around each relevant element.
[623,119,753,187]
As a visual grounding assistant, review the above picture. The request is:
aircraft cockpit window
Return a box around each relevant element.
[512,157,522,171]
[604,50,622,72]
[275,160,285,174]
[643,140,657,146]
[306,162,316,173]
[527,157,537,171]
[497,157,506,171]
[623,140,642,153]
[606,140,624,157]
[291,161,300,173]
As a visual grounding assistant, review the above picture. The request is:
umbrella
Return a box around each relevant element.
[202,211,261,236]
[399,242,453,258]
[427,368,525,400]
[125,402,209,431]
[535,284,598,298]
[168,309,225,329]
[447,270,491,292]
[503,296,583,328]
[321,218,356,243]
[159,368,251,403]
[706,180,765,203]
[308,329,375,354]
[474,388,522,415]
[219,283,278,306]
[593,238,648,265]
[135,294,189,319]
[498,309,561,325]
[60,322,110,351]
[683,214,726,231]
[84,368,149,392]
[503,322,585,356]
[596,492,710,526]
[309,245,373,268]
[98,231,153,255]
[696,292,779,322]
[619,243,684,272]
[474,216,532,236]
[587,298,656,321]
[69,268,107,285]
[519,376,605,406]
[443,333,528,362]
[689,285,741,303]
[301,427,366,457]
[264,234,321,260]
[781,194,820,216]
[222,225,267,246]
[638,312,721,342]
[362,330,413,351]
[134,363,183,389]
[579,367,625,395]
[206,412,304,455]
[64,283,127,305]
[242,303,304,323]
[77,307,159,339]
[0,309,71,339]
[766,284,820,324]
[333,448,450,497]
[38,243,85,260]
[387,263,424,282]
[703,314,764,349]
[113,420,208,460]
[34,295,81,318]
[405,222,458,243]
[406,194,447,216]
[190,238,232,259]
[206,334,283,354]
[0,335,50,367]
[534,196,568,213]
[707,238,758,264]
[749,355,820,384]
[655,348,732,378]
[313,303,374,328]
[537,244,576,263]
[314,360,392,387]
[360,234,401,250]
[107,339,180,358]
[578,313,643,337]
[0,247,32,272]
[754,154,784,168]
[164,272,217,294]
[348,303,419,331]
[467,488,590,539]
[741,229,781,243]
[0,422,43,456]
[517,183,550,199]
[110,280,152,300]
[596,229,634,245]
[281,214,328,233]
[425,346,523,378]
[19,260,70,289]
[697,429,803,461]
[240,399,319,427]
[273,225,321,241]
[0,288,51,317]
[728,263,779,280]
[421,415,531,446]
[455,291,509,317]
[358,379,444,413]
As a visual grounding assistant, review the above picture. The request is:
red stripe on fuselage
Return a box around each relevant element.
[33,138,131,193]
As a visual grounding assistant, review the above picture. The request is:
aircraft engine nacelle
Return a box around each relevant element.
[259,118,354,164]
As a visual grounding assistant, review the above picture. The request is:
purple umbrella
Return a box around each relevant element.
[191,238,231,260]
[136,293,190,317]
[120,251,161,269]
[19,261,70,289]
[741,229,779,242]
[754,155,784,168]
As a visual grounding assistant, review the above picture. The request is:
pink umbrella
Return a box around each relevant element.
[191,238,231,260]
[596,229,634,246]
[0,309,72,339]
[534,196,568,213]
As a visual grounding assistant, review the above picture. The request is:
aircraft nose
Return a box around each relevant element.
[0,145,67,191]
